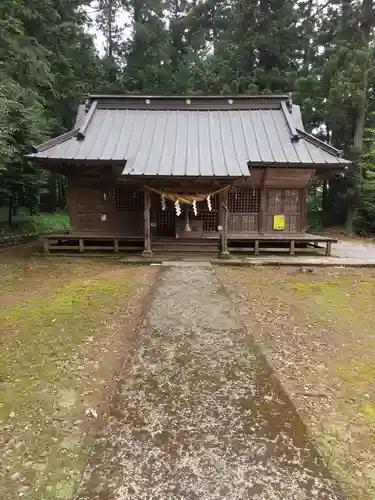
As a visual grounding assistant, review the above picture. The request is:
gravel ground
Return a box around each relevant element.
[76,264,344,500]
[332,240,375,259]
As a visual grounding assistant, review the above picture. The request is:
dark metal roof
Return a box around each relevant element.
[30,95,349,175]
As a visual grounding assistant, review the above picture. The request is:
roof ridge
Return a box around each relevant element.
[77,100,97,140]
[89,93,291,100]
[280,101,300,142]
[32,127,79,153]
[297,129,343,157]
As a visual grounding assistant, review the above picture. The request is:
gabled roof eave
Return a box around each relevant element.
[28,127,80,157]
[297,128,349,161]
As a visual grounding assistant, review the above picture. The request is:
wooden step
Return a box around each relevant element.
[153,246,219,253]
[152,252,220,260]
[153,239,219,246]
[152,239,220,252]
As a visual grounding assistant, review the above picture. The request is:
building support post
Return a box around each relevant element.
[325,240,332,256]
[259,170,267,235]
[259,187,267,235]
[142,188,152,257]
[220,188,230,258]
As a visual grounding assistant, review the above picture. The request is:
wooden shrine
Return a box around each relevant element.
[28,94,349,256]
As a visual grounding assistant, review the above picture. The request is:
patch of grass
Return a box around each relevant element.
[289,276,375,329]
[359,403,375,418]
[0,277,128,386]
[0,256,118,296]
[218,267,375,500]
[335,362,375,386]
[0,210,70,237]
[0,263,157,500]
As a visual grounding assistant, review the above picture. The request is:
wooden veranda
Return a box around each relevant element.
[42,232,336,256]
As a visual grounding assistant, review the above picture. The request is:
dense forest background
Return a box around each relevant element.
[1,0,375,235]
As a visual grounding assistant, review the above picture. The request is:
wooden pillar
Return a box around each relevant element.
[142,188,152,257]
[259,170,267,235]
[220,188,230,257]
[259,187,267,235]
[43,238,49,254]
[254,240,259,256]
[325,241,332,256]
[290,240,295,256]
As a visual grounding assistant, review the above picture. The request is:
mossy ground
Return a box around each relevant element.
[0,244,157,499]
[218,266,375,500]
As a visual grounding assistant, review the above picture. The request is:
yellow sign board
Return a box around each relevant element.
[273,214,285,231]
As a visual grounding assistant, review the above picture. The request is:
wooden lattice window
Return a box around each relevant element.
[228,188,261,213]
[156,202,175,236]
[158,209,175,228]
[115,187,144,212]
[202,211,218,232]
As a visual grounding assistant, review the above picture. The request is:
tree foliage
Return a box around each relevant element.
[0,0,106,222]
[1,0,375,232]
[354,125,375,234]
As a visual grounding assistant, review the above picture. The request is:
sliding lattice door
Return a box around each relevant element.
[114,187,144,236]
[227,187,261,233]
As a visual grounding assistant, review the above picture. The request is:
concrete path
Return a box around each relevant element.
[77,264,344,500]
[121,239,375,266]
[222,256,375,266]
[332,240,375,259]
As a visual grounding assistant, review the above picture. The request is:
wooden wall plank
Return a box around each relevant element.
[262,188,304,233]
[66,174,311,237]
[234,169,264,187]
[263,168,314,187]
[300,188,308,232]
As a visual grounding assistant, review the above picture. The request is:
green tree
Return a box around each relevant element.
[94,0,126,86]
[122,0,171,93]
[0,0,105,221]
[295,0,375,230]
[0,81,47,224]
[205,0,305,94]
[354,125,375,234]
[1,0,375,236]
